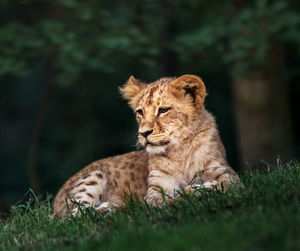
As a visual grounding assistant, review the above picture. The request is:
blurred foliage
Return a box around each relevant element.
[177,0,300,75]
[1,0,299,83]
[0,0,299,202]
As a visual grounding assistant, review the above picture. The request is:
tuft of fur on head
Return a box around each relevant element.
[119,76,146,109]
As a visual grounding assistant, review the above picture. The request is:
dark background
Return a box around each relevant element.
[0,0,299,208]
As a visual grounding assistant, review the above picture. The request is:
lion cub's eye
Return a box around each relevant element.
[158,107,171,115]
[136,109,143,116]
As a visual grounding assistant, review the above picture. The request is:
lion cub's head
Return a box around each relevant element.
[120,74,207,154]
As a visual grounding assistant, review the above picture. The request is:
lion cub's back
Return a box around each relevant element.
[52,150,149,217]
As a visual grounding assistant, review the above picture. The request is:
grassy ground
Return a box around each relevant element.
[0,161,299,251]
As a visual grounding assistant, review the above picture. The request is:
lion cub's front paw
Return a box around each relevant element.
[145,194,173,207]
[184,181,218,194]
[183,184,203,194]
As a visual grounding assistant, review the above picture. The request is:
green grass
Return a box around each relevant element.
[1,161,300,250]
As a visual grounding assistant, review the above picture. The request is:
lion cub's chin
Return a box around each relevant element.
[146,145,167,155]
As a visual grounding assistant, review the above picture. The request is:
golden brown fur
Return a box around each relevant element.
[51,74,240,217]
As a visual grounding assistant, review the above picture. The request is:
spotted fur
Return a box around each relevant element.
[51,74,240,217]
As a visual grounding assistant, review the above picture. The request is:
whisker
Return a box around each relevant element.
[148,135,166,140]
[152,133,166,137]
[135,140,142,150]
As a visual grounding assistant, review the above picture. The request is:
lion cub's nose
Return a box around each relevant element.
[139,130,153,138]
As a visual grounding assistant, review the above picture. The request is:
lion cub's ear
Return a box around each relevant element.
[119,76,145,109]
[170,74,207,110]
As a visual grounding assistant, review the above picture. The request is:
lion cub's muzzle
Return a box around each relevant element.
[138,130,170,147]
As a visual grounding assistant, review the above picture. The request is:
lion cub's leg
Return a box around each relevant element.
[52,170,121,217]
[145,171,181,206]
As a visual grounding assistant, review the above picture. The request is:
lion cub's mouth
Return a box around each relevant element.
[146,140,170,147]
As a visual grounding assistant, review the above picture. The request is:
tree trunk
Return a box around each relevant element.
[232,44,294,169]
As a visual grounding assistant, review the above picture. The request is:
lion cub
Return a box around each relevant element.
[51,74,240,217]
